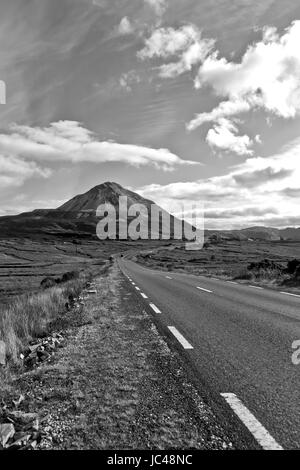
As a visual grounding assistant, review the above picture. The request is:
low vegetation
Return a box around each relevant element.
[0,266,101,366]
[135,240,300,291]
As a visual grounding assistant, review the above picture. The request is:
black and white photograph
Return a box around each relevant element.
[0,0,299,459]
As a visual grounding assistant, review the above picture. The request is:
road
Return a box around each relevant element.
[119,258,300,450]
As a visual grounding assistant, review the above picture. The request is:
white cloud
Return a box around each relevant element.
[138,25,215,78]
[189,21,300,132]
[187,99,251,130]
[144,0,167,17]
[119,70,141,92]
[135,135,300,229]
[140,20,300,155]
[0,121,198,172]
[206,118,254,156]
[0,154,50,188]
[118,17,134,35]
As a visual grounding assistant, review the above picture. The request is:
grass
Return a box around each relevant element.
[0,266,101,365]
[135,240,300,292]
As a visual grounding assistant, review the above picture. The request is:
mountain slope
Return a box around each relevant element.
[58,182,155,213]
[0,182,184,239]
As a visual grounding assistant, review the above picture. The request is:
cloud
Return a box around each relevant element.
[281,187,300,198]
[135,135,300,229]
[119,70,141,91]
[0,154,50,188]
[138,25,215,78]
[0,121,198,172]
[188,21,300,139]
[118,17,134,35]
[140,20,300,155]
[233,167,292,188]
[144,0,167,17]
[206,118,254,156]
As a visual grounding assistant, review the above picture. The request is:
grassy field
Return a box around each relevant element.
[0,237,176,303]
[135,239,300,291]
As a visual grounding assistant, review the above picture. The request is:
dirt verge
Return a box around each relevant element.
[1,262,233,450]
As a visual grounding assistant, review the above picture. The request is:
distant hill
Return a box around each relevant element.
[208,226,300,242]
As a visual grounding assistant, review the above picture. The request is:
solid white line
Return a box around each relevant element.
[149,303,161,314]
[168,326,193,350]
[280,291,300,298]
[135,286,140,291]
[197,287,213,293]
[249,285,263,290]
[140,293,148,299]
[221,393,283,450]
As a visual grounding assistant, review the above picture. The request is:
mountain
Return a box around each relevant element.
[0,182,299,241]
[0,182,185,239]
[58,182,155,213]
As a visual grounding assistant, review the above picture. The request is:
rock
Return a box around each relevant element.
[8,411,38,426]
[0,340,6,366]
[12,394,25,409]
[7,433,31,449]
[0,423,15,447]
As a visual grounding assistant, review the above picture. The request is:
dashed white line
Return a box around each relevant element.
[166,276,173,279]
[140,293,148,299]
[168,327,193,350]
[280,291,300,298]
[149,303,161,314]
[196,287,213,293]
[131,282,136,285]
[249,285,263,290]
[221,393,283,450]
[135,286,140,291]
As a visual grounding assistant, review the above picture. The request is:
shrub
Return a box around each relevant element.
[61,270,79,283]
[233,268,253,280]
[40,277,57,289]
[287,259,300,275]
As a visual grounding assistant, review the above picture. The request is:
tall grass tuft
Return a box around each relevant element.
[0,266,102,365]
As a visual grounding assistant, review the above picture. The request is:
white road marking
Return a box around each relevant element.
[249,285,263,290]
[149,303,161,314]
[132,282,136,285]
[280,291,300,298]
[168,327,193,350]
[140,293,148,299]
[166,276,173,279]
[135,286,140,291]
[196,287,213,293]
[221,393,283,450]
[227,281,238,285]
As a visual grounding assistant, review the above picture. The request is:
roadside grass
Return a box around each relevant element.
[0,266,101,366]
[135,241,300,292]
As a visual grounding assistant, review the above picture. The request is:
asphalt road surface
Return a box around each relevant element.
[119,258,300,450]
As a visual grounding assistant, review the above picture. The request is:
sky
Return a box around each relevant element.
[0,0,300,229]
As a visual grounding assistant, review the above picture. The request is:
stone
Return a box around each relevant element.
[8,411,38,425]
[0,423,15,447]
[0,340,6,366]
[7,434,31,449]
[12,394,25,409]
